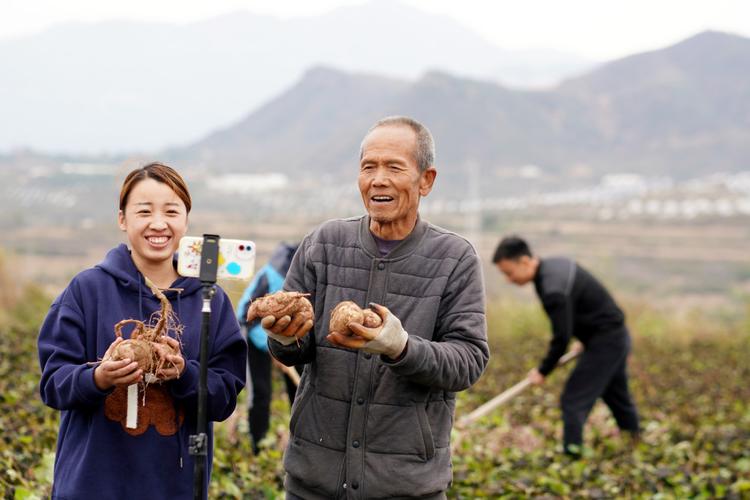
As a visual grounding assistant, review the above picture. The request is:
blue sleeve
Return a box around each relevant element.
[38,287,112,410]
[268,237,317,366]
[170,288,247,422]
[236,269,270,327]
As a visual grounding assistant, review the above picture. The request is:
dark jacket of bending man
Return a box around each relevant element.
[254,116,489,499]
[493,236,639,456]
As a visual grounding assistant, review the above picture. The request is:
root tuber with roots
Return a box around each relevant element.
[103,276,183,384]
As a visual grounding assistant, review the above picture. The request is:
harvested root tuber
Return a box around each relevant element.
[109,326,155,372]
[330,301,363,333]
[105,276,183,383]
[330,301,382,335]
[362,308,382,328]
[246,291,313,323]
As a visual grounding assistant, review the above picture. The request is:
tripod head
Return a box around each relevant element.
[198,234,220,284]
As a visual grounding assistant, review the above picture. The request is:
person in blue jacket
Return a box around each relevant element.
[236,241,299,454]
[37,162,247,499]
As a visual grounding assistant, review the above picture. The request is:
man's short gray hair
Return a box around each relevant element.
[360,116,435,172]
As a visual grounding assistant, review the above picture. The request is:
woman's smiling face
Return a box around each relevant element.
[118,177,188,270]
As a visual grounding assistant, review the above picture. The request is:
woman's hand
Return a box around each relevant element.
[153,336,185,381]
[94,337,142,390]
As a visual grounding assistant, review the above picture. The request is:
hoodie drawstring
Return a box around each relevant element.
[138,274,144,321]
[137,273,186,469]
[174,288,184,469]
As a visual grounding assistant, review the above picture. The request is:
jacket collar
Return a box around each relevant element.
[358,214,428,260]
[533,258,545,292]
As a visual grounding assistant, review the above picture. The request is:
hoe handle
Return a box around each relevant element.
[457,349,581,429]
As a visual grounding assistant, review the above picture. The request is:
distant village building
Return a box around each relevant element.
[207,173,288,194]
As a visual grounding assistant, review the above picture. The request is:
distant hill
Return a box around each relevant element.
[0,0,589,154]
[170,30,750,188]
[558,30,750,176]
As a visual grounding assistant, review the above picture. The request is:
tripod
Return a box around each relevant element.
[188,234,220,500]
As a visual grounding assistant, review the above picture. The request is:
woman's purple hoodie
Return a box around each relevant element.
[38,244,246,499]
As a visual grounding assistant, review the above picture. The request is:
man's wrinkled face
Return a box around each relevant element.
[358,125,435,227]
[496,256,535,286]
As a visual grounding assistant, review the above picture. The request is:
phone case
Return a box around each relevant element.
[177,236,256,280]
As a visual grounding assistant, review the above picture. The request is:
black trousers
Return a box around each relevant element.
[247,341,300,452]
[560,328,640,450]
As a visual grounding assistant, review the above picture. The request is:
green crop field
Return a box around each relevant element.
[2,275,748,499]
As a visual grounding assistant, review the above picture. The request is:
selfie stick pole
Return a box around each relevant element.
[190,234,220,500]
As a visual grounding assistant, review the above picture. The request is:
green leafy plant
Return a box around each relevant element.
[2,293,748,499]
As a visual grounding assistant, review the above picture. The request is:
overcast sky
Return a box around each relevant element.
[4,0,749,60]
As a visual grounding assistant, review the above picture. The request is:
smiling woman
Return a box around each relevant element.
[37,162,247,499]
[118,164,191,289]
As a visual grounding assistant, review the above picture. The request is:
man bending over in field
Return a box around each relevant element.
[493,236,640,457]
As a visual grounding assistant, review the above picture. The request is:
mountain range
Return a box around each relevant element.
[170,30,750,186]
[0,0,589,154]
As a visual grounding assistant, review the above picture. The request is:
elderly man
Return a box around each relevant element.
[258,116,489,499]
[493,236,640,457]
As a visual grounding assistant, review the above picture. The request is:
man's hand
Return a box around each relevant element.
[261,313,313,346]
[153,336,185,381]
[327,303,407,360]
[527,368,545,385]
[571,341,584,355]
[94,337,142,390]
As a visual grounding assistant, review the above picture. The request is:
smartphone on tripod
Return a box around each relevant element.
[177,236,256,280]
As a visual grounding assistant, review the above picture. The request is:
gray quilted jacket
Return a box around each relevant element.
[269,215,489,499]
